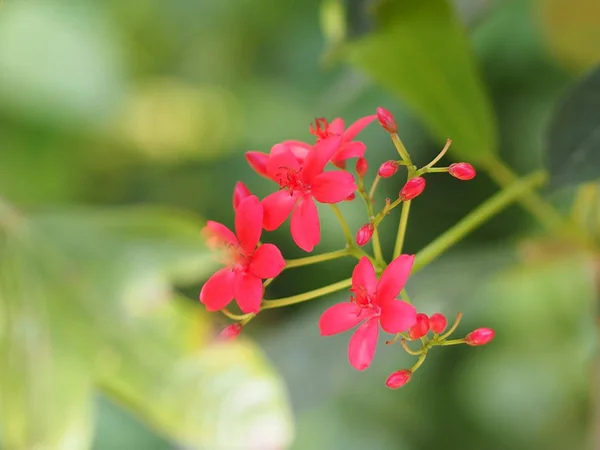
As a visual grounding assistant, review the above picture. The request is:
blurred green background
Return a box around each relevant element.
[1,0,599,449]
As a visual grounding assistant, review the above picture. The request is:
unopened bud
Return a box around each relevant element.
[429,313,447,334]
[355,157,369,177]
[233,181,252,211]
[408,313,430,340]
[356,223,374,247]
[465,328,495,346]
[385,369,412,389]
[378,160,399,178]
[376,107,398,134]
[345,192,356,201]
[400,177,426,201]
[219,323,242,340]
[449,163,476,180]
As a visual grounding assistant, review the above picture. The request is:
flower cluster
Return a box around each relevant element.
[199,107,494,388]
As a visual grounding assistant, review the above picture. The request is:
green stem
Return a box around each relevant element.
[368,175,381,200]
[330,204,353,244]
[410,349,428,372]
[391,134,412,163]
[285,248,350,269]
[393,200,412,258]
[359,189,385,265]
[262,277,353,309]
[423,138,452,169]
[439,339,465,346]
[413,170,547,272]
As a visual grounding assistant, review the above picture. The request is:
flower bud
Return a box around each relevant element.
[355,157,368,177]
[233,181,252,211]
[400,177,426,201]
[385,369,412,389]
[378,160,399,178]
[465,328,495,346]
[449,163,476,181]
[356,223,374,246]
[376,107,398,134]
[429,313,447,334]
[219,323,242,340]
[345,192,356,201]
[408,313,430,340]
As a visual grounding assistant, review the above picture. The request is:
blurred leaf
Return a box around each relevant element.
[535,0,600,72]
[544,65,600,188]
[340,0,498,162]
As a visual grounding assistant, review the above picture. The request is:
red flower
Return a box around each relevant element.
[319,256,417,370]
[449,162,476,181]
[246,141,311,179]
[408,313,430,340]
[261,136,356,251]
[385,369,412,388]
[400,177,426,201]
[429,313,447,334]
[233,181,252,211]
[465,328,495,346]
[200,195,285,314]
[308,116,376,168]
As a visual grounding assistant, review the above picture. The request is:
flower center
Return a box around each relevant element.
[217,242,251,269]
[309,118,331,142]
[350,286,381,316]
[275,166,309,195]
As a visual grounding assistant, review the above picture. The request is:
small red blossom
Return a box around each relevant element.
[376,107,398,134]
[378,160,399,178]
[449,163,476,180]
[319,255,417,371]
[465,328,495,346]
[233,181,252,211]
[408,313,430,340]
[429,313,447,334]
[261,136,356,252]
[219,323,242,340]
[245,141,311,179]
[400,177,426,201]
[200,195,285,314]
[308,116,376,168]
[355,157,368,177]
[385,369,412,389]
[355,223,374,246]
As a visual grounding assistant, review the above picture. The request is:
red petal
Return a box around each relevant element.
[311,171,357,204]
[343,115,376,142]
[249,243,285,278]
[348,318,379,371]
[199,268,235,311]
[379,300,417,334]
[376,254,415,302]
[331,141,366,167]
[301,135,342,182]
[290,196,320,252]
[262,190,297,231]
[318,302,365,336]
[245,151,269,178]
[202,221,237,250]
[233,181,252,211]
[352,257,377,297]
[329,118,345,135]
[282,140,311,163]
[233,272,263,314]
[235,195,262,253]
[266,145,301,180]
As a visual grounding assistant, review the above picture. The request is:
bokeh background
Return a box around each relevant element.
[0,0,599,449]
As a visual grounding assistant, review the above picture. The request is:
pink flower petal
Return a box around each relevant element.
[329,118,345,135]
[249,243,285,278]
[233,181,252,211]
[290,196,320,252]
[266,145,301,181]
[262,190,298,231]
[233,272,263,314]
[352,257,378,297]
[199,268,235,311]
[379,300,417,334]
[245,151,269,178]
[202,221,238,250]
[343,115,376,142]
[282,140,312,163]
[301,135,343,182]
[318,302,365,336]
[348,318,379,371]
[311,171,357,204]
[376,254,415,302]
[235,195,263,253]
[331,141,366,167]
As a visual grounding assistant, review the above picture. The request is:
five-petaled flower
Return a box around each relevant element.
[200,195,285,314]
[261,136,357,252]
[319,255,417,370]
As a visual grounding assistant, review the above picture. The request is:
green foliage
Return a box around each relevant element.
[338,0,498,162]
[545,65,600,188]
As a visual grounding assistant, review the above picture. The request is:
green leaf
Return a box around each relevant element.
[340,0,497,161]
[545,64,600,188]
